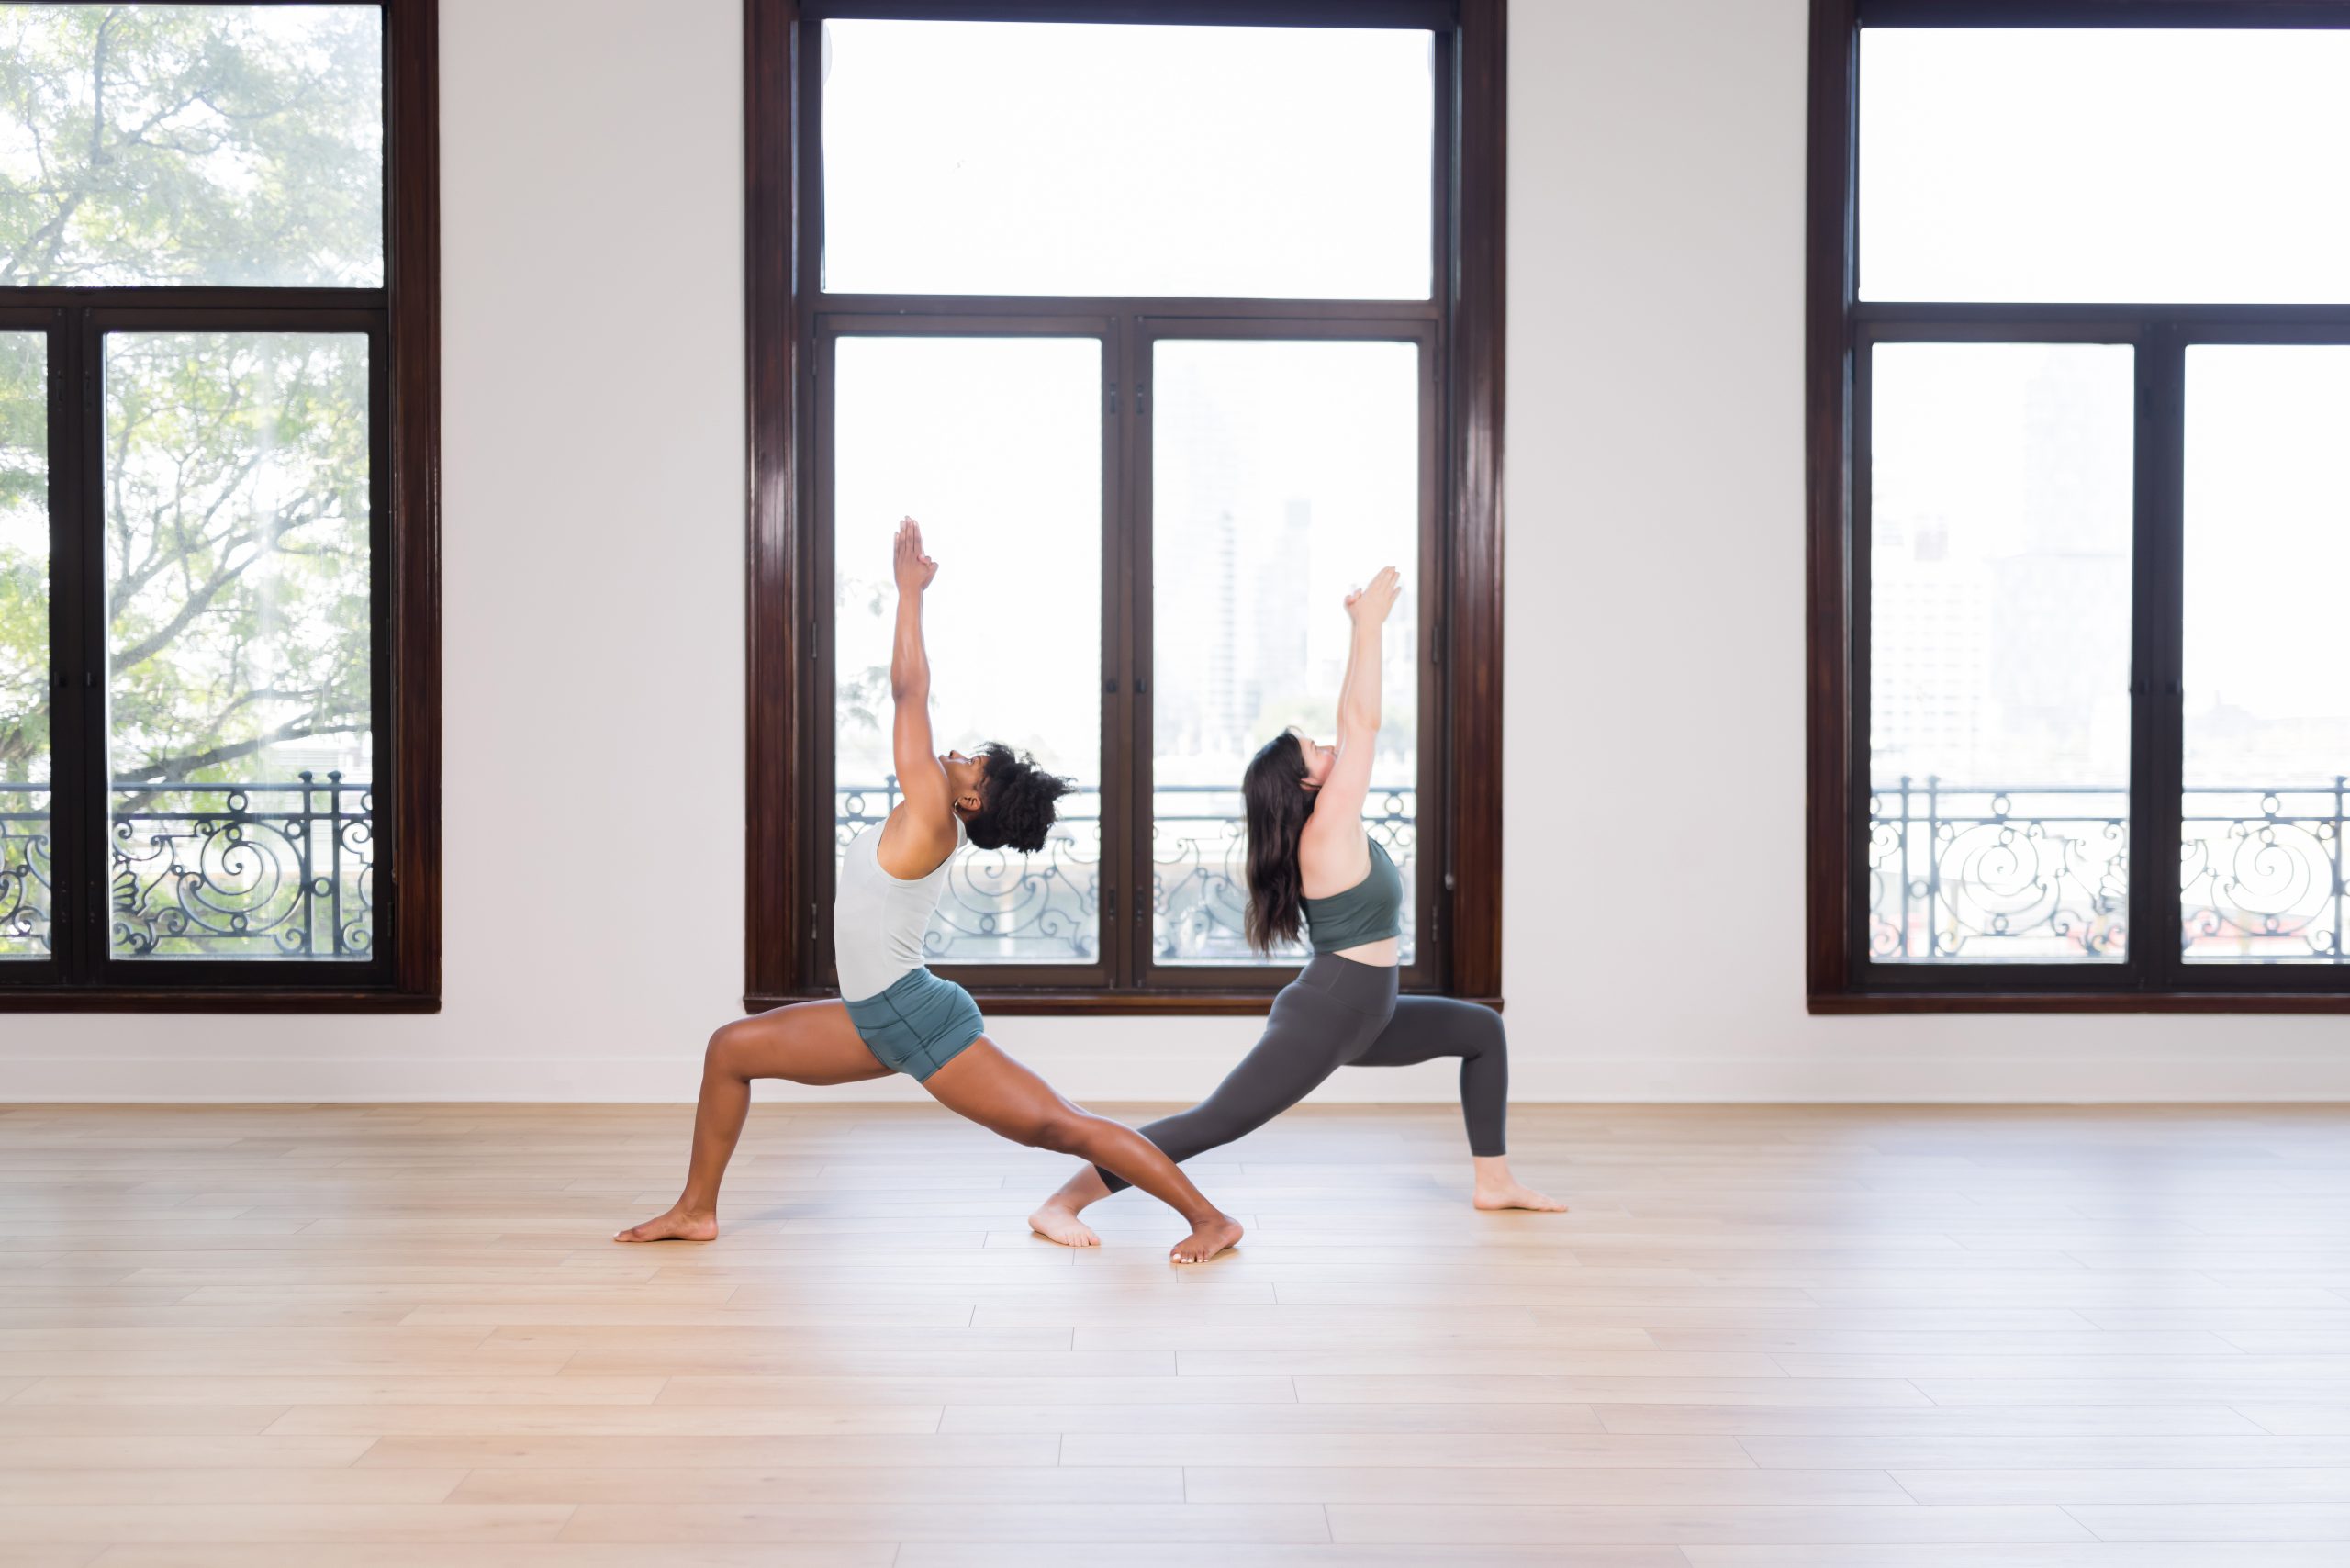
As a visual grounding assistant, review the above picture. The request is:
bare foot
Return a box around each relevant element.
[1028,1163,1112,1248]
[613,1205,717,1242]
[1473,1180,1567,1213]
[1028,1200,1101,1248]
[1169,1212,1243,1264]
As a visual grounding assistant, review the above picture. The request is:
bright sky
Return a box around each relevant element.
[831,335,1102,789]
[1864,28,2350,792]
[820,19,1431,299]
[1862,28,2350,303]
[2182,346,2350,774]
[821,21,1433,800]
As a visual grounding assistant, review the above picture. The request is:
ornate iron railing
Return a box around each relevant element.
[836,780,1417,967]
[0,782,50,958]
[2181,782,2348,963]
[1871,777,2346,963]
[0,774,373,960]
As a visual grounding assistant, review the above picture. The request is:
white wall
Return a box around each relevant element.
[4,0,2342,1103]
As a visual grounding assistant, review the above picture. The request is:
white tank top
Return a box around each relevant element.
[833,817,962,1002]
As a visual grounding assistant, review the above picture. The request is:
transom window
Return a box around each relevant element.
[1809,0,2350,1009]
[0,1,439,1009]
[746,0,1504,1011]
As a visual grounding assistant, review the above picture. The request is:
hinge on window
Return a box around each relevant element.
[1104,887,1116,923]
[1136,384,1147,414]
[1106,385,1117,415]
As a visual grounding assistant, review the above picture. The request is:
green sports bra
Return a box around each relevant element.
[1300,839,1404,954]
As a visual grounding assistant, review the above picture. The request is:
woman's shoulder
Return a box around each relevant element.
[874,802,959,880]
[1297,814,1371,899]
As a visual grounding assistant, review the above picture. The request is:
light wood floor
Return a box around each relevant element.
[3,1101,2347,1566]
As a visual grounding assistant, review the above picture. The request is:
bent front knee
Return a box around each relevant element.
[703,1023,752,1079]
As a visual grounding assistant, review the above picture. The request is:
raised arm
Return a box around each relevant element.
[1308,566,1402,833]
[881,519,960,869]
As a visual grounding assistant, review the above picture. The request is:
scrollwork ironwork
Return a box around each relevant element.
[1867,778,2128,961]
[1871,776,2348,964]
[2181,779,2345,962]
[107,772,373,959]
[0,784,51,956]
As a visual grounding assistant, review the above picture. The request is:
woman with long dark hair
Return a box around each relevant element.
[619,519,1242,1263]
[1026,566,1560,1247]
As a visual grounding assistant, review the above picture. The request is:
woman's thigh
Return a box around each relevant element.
[1350,994,1502,1069]
[917,1037,1080,1142]
[713,999,895,1087]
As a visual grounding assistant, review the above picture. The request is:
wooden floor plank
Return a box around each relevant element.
[1325,1502,2095,1545]
[558,1501,1332,1543]
[6,1102,2344,1560]
[892,1550,1688,1568]
[87,1550,892,1568]
[1679,1548,2350,1565]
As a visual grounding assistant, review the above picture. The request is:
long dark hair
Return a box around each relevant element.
[1242,731,1315,954]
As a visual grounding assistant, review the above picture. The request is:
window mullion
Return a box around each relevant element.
[2126,326,2187,991]
[1108,314,1138,991]
[67,310,105,987]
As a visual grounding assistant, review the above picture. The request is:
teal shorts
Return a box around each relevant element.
[844,968,986,1081]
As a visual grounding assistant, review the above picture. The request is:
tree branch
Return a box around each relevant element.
[115,713,365,790]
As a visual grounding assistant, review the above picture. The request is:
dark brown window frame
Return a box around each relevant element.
[744,0,1505,1014]
[0,0,442,1014]
[1807,0,2350,1014]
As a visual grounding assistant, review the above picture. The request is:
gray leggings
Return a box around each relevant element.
[1095,952,1507,1193]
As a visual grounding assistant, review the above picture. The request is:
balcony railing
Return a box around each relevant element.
[1870,777,2347,963]
[0,774,373,960]
[837,780,1417,967]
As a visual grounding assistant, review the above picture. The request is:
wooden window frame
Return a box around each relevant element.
[0,0,441,1013]
[744,0,1505,1014]
[1807,0,2350,1014]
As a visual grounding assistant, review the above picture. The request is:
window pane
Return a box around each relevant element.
[2182,346,2350,965]
[1152,339,1419,967]
[1861,29,2350,304]
[832,336,1101,967]
[1868,343,2133,963]
[105,333,373,960]
[821,20,1431,299]
[0,4,383,286]
[0,332,47,958]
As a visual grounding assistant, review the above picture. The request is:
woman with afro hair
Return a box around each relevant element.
[619,519,1243,1264]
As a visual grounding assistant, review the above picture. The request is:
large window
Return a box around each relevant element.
[1809,0,2350,1008]
[746,1,1504,1011]
[0,2,439,1008]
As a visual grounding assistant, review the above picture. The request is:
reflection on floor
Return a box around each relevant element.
[4,1100,2347,1565]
